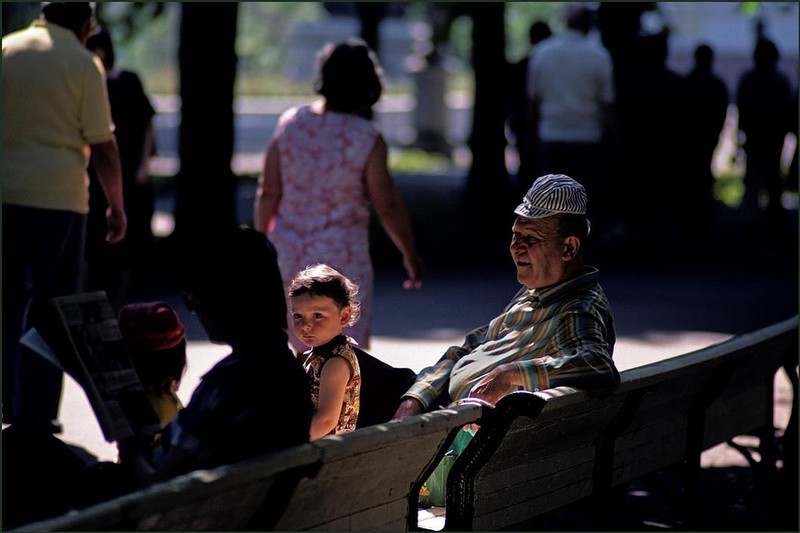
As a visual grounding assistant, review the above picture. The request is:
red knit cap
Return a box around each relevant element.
[118,302,186,352]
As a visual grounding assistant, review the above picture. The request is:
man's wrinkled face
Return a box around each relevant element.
[509,216,568,289]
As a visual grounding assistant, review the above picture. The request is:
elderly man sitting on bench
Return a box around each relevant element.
[394,174,619,419]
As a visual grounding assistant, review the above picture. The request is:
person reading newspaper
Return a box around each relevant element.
[2,300,188,527]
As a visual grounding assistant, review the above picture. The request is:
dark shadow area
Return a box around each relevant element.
[520,462,794,531]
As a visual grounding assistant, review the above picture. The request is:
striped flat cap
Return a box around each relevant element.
[514,174,587,219]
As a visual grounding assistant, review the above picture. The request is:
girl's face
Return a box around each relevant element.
[290,293,351,349]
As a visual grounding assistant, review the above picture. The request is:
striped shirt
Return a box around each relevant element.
[404,266,618,409]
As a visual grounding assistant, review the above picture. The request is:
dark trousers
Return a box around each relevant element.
[2,204,86,427]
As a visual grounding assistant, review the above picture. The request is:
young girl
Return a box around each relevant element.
[289,264,362,440]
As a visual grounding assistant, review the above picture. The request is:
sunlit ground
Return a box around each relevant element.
[51,327,794,466]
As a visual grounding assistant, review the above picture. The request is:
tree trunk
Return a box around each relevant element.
[174,2,238,245]
[465,3,511,231]
[356,3,385,55]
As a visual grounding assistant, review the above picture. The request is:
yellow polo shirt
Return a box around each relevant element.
[2,20,114,214]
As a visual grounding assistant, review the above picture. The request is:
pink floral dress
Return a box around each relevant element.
[270,103,379,348]
[302,334,362,435]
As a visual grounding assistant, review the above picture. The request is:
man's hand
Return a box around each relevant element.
[392,397,423,420]
[105,206,127,243]
[467,364,521,405]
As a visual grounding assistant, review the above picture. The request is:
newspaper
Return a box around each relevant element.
[30,291,162,443]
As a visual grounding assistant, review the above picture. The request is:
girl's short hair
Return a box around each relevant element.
[289,264,361,326]
[314,38,384,119]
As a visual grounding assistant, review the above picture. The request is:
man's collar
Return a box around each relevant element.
[526,266,599,306]
[34,19,80,43]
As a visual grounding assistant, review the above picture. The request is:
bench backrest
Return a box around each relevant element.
[273,404,482,531]
[18,404,483,531]
[17,317,796,532]
[446,315,798,531]
[16,443,323,530]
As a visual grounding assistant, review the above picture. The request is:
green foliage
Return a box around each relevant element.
[97,3,179,94]
[739,2,761,17]
[388,148,453,175]
[98,3,324,95]
[236,2,324,96]
[504,3,565,62]
[101,2,568,97]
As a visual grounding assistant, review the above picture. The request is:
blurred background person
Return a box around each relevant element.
[85,26,157,309]
[254,37,423,352]
[527,4,616,236]
[736,36,794,233]
[614,30,687,259]
[507,20,552,197]
[680,43,729,241]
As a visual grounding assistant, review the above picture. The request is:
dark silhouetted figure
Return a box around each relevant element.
[119,226,313,496]
[736,37,794,232]
[507,20,552,195]
[597,2,657,91]
[85,27,157,309]
[527,4,616,234]
[789,88,799,196]
[356,2,386,56]
[681,43,729,239]
[616,30,687,257]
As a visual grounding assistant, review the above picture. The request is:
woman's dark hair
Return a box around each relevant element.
[314,38,384,119]
[289,263,361,326]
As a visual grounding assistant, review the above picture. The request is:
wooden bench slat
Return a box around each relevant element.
[274,404,483,531]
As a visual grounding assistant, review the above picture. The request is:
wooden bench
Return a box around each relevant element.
[15,404,483,531]
[443,315,798,531]
[14,316,796,531]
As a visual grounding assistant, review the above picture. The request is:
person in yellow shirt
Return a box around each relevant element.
[2,2,127,434]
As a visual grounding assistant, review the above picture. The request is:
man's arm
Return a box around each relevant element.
[468,310,619,403]
[392,324,490,420]
[90,138,127,243]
